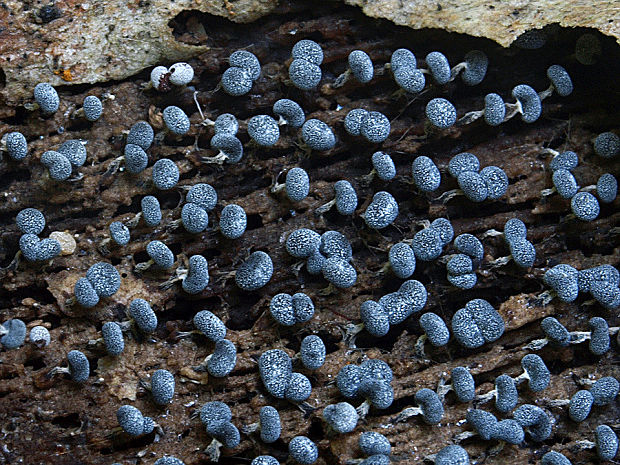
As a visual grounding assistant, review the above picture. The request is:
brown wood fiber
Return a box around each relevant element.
[0,3,618,465]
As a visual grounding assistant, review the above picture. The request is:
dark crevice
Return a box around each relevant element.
[132,250,149,264]
[227,291,263,330]
[0,168,31,191]
[51,412,81,429]
[0,284,57,307]
[115,196,142,216]
[64,117,93,133]
[107,430,158,453]
[245,213,263,231]
[158,190,183,210]
[0,105,29,125]
[163,296,221,325]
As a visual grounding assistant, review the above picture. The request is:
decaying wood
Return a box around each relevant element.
[0,3,618,465]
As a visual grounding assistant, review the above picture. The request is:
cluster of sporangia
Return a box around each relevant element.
[1,33,619,465]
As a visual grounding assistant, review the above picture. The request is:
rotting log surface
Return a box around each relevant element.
[0,3,618,465]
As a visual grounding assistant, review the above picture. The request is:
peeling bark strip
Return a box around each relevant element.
[1,3,619,465]
[0,0,618,104]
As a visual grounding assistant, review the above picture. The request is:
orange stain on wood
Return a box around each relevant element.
[54,68,73,81]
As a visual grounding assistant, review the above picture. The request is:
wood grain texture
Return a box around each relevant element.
[0,4,618,465]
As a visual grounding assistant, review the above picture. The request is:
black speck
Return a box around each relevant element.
[437,3,442,11]
[38,5,61,23]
